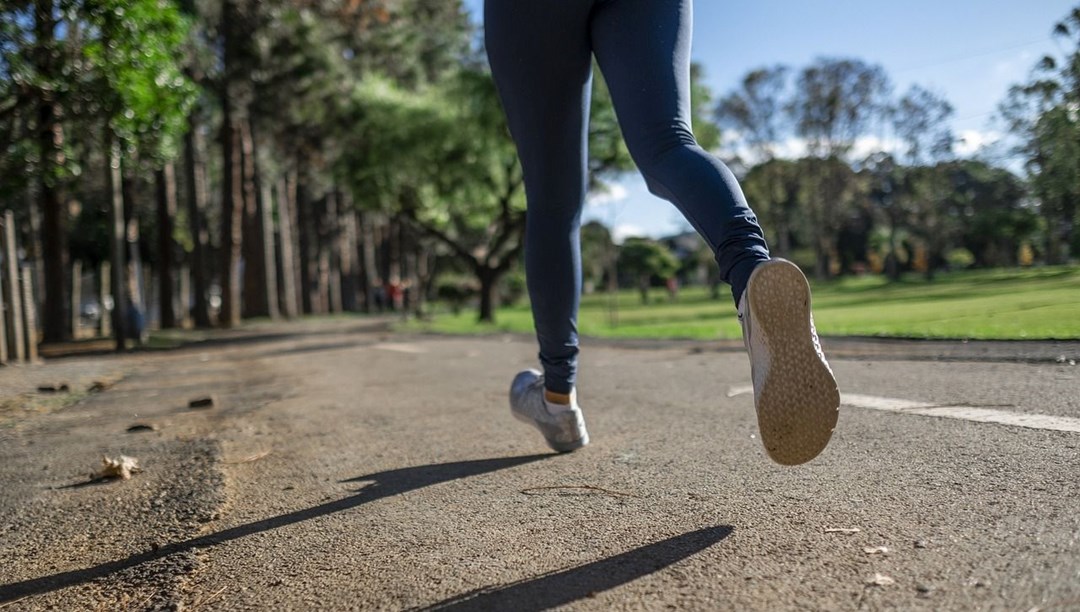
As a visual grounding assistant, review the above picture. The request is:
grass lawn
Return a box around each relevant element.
[407,266,1080,341]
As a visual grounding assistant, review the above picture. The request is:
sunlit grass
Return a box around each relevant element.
[406,266,1080,340]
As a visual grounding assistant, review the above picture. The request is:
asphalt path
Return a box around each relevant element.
[1,319,1077,611]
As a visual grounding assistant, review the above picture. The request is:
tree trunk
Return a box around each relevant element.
[122,173,147,342]
[184,116,211,328]
[386,217,402,311]
[107,138,127,350]
[325,191,343,314]
[339,201,358,312]
[219,0,245,327]
[1045,201,1063,265]
[260,178,280,320]
[414,243,431,316]
[220,116,244,327]
[276,175,300,318]
[297,168,317,314]
[477,267,498,323]
[155,163,178,329]
[814,235,830,280]
[359,211,379,312]
[241,116,268,318]
[886,221,901,281]
[38,100,67,342]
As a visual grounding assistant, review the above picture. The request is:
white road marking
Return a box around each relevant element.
[726,386,1080,433]
[373,343,428,354]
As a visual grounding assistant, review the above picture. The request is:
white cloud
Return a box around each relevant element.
[851,135,903,159]
[585,183,629,208]
[611,224,645,245]
[955,129,1002,157]
[771,137,809,160]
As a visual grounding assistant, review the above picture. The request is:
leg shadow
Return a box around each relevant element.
[0,454,551,603]
[417,525,734,611]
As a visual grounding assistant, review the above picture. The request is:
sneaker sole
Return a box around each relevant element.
[746,259,839,465]
[511,409,590,453]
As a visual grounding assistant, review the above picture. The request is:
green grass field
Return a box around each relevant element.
[407,266,1080,341]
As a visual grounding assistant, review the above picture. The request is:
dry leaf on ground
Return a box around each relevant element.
[94,455,142,480]
[866,573,895,587]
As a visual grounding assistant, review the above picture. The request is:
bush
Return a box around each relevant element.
[946,248,975,270]
[500,271,527,306]
[436,277,477,314]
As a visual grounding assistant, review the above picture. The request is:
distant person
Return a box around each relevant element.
[486,0,840,465]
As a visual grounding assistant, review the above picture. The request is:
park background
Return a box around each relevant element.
[2,0,1080,360]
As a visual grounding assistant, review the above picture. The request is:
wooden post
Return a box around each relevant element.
[3,210,26,362]
[21,269,38,363]
[70,259,82,339]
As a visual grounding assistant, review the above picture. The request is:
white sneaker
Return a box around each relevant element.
[509,370,589,453]
[738,259,839,465]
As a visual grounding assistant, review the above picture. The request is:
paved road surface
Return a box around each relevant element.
[1,319,1078,611]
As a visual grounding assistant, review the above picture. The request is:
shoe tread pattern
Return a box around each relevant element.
[748,260,840,465]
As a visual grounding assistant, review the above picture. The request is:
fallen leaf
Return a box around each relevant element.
[863,546,889,555]
[94,455,142,480]
[866,573,895,587]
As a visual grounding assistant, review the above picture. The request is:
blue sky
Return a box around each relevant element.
[463,0,1078,240]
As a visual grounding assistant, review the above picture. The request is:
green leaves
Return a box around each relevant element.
[81,0,196,159]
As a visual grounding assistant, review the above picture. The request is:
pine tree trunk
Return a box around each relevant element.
[155,163,178,329]
[276,175,300,318]
[339,199,358,312]
[260,178,280,320]
[38,98,67,342]
[325,191,343,314]
[122,173,147,342]
[241,117,268,318]
[183,116,211,328]
[107,138,127,349]
[220,117,244,327]
[219,0,244,327]
[297,173,318,314]
[27,190,46,328]
[359,211,379,312]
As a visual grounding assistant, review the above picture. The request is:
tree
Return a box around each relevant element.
[616,238,679,304]
[740,158,804,259]
[716,65,790,163]
[1,0,195,344]
[864,153,906,279]
[947,160,1035,267]
[892,85,954,166]
[580,220,615,293]
[0,0,74,342]
[344,67,632,323]
[1000,6,1080,264]
[789,58,891,278]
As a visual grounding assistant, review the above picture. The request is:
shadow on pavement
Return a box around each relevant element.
[0,454,551,603]
[416,525,734,611]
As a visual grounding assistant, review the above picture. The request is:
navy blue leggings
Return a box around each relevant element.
[486,0,770,394]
